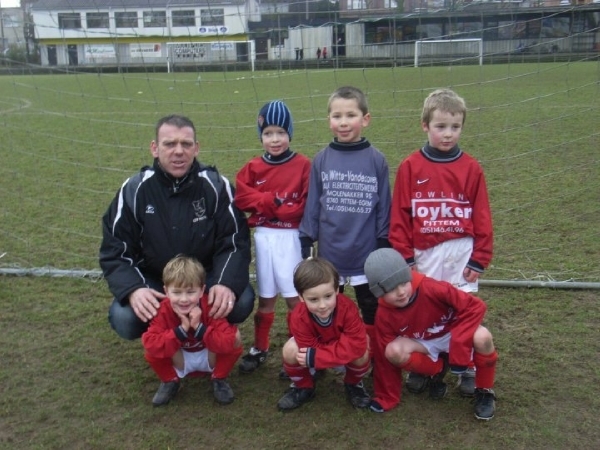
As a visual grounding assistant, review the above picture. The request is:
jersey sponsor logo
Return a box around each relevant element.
[192,199,207,223]
[145,205,155,214]
[417,178,429,185]
[256,179,267,185]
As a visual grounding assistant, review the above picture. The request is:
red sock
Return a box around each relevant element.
[253,311,275,351]
[144,353,179,383]
[286,311,293,339]
[364,324,376,359]
[399,352,443,376]
[473,350,498,389]
[344,358,371,385]
[212,345,243,379]
[283,362,314,388]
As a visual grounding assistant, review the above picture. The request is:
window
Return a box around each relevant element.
[86,12,109,29]
[200,9,224,27]
[115,12,138,28]
[58,13,81,29]
[172,10,195,27]
[143,11,166,28]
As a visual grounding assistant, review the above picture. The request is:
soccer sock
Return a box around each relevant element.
[253,310,275,352]
[399,352,443,376]
[283,362,314,389]
[212,345,244,379]
[344,358,371,385]
[364,324,376,359]
[144,353,179,383]
[473,350,498,389]
[286,310,293,338]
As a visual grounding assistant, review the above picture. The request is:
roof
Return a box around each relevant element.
[30,0,244,10]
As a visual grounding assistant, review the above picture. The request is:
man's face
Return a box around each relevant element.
[150,124,199,179]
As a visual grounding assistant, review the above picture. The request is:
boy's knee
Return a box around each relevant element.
[108,299,147,340]
[473,326,494,353]
[281,338,298,363]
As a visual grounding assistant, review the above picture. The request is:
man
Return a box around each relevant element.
[100,114,254,340]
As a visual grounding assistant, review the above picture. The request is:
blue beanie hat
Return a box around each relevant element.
[257,100,293,141]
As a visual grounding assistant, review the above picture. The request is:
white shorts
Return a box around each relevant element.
[414,334,451,362]
[415,237,478,292]
[254,227,301,298]
[174,348,213,379]
[339,274,368,287]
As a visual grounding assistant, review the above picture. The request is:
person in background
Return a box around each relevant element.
[235,100,310,377]
[389,88,493,396]
[100,114,254,342]
[142,255,243,406]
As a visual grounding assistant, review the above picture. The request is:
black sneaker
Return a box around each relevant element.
[344,381,371,409]
[406,372,429,394]
[277,385,316,411]
[429,353,449,400]
[474,388,496,420]
[212,378,234,405]
[238,349,269,374]
[458,368,476,397]
[152,381,180,407]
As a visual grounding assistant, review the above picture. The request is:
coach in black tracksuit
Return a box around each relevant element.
[100,114,254,340]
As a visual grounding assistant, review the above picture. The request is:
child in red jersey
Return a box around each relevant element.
[235,100,311,377]
[277,258,371,411]
[389,88,493,396]
[142,255,243,406]
[364,248,498,420]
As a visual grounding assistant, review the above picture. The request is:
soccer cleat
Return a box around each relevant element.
[277,385,316,411]
[458,367,476,397]
[212,378,235,405]
[152,381,180,407]
[344,381,371,409]
[405,372,429,394]
[238,348,268,374]
[369,399,385,413]
[278,367,290,380]
[429,353,449,400]
[473,388,496,420]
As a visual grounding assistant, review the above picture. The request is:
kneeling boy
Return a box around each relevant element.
[364,248,498,420]
[278,257,371,411]
[142,255,243,406]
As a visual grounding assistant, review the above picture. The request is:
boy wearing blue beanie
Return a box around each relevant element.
[235,100,311,377]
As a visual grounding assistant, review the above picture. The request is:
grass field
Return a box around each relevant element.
[0,62,599,448]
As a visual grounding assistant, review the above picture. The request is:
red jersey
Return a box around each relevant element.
[372,271,487,411]
[142,293,239,359]
[389,148,493,269]
[235,152,310,229]
[290,293,368,369]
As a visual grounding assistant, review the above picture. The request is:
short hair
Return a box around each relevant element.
[421,89,467,125]
[328,86,369,115]
[162,254,206,288]
[155,114,196,141]
[293,257,340,295]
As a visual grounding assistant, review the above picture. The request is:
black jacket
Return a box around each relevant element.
[99,159,251,304]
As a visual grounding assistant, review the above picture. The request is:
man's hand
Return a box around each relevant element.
[129,288,165,322]
[207,284,236,319]
[463,268,480,283]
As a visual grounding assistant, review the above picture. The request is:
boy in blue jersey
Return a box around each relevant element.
[298,86,392,346]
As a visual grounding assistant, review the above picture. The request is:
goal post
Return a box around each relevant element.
[414,38,483,67]
[166,41,255,72]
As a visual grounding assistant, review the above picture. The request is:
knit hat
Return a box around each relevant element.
[364,248,412,298]
[257,100,293,141]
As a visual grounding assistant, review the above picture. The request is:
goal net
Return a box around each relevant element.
[414,39,483,67]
